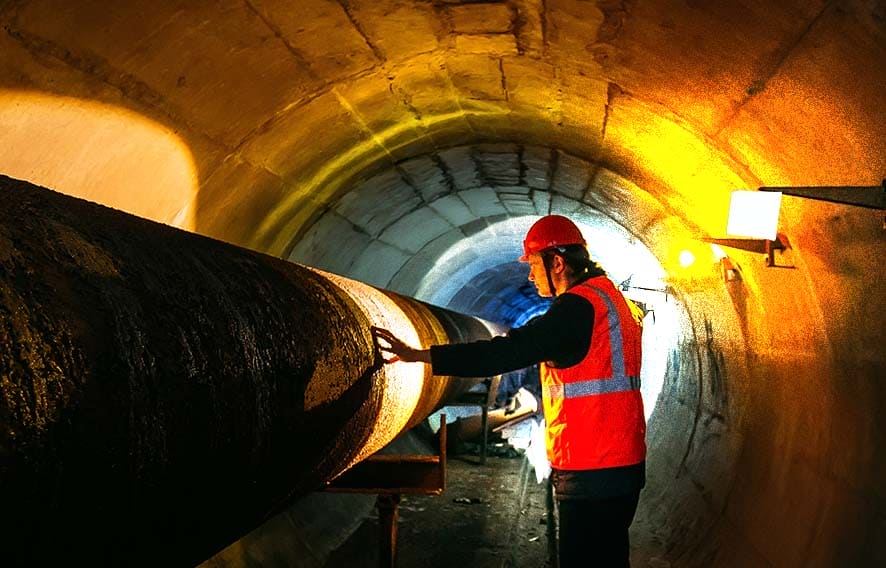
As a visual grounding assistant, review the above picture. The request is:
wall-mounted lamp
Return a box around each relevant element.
[726,190,782,241]
[709,190,789,267]
[710,181,884,267]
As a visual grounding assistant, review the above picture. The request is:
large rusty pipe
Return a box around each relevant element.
[0,175,505,567]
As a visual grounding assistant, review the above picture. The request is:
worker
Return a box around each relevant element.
[372,214,646,567]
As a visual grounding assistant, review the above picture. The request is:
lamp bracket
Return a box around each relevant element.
[765,234,787,267]
[703,233,791,268]
[758,181,885,210]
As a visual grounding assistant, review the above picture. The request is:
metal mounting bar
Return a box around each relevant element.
[758,181,885,209]
[324,455,446,495]
[702,233,790,268]
[702,237,769,254]
[325,417,447,496]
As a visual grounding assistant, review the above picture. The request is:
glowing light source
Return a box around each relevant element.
[678,250,696,268]
[604,103,747,238]
[726,190,782,240]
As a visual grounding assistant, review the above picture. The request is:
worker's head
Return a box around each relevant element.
[520,215,590,297]
[519,215,586,261]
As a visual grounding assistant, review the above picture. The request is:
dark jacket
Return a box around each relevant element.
[430,272,645,500]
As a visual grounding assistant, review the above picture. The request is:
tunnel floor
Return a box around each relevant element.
[323,450,666,568]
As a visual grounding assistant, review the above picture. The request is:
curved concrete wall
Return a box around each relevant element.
[1,1,883,566]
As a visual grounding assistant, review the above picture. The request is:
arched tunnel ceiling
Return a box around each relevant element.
[288,144,666,326]
[0,0,882,257]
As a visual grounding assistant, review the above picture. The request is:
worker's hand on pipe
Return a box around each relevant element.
[371,326,431,364]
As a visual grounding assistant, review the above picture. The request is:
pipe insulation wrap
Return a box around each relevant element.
[0,175,504,567]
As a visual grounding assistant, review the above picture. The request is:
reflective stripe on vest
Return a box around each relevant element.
[544,282,641,400]
[544,375,640,399]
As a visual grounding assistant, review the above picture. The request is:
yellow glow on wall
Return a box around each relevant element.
[311,268,429,466]
[607,104,749,237]
[660,231,721,281]
[723,76,885,188]
[0,90,198,229]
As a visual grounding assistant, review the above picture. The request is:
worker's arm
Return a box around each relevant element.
[372,293,593,377]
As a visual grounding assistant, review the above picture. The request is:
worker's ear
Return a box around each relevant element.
[551,253,567,273]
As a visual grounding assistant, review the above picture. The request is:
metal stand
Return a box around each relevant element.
[450,376,501,463]
[376,494,401,567]
[325,417,447,567]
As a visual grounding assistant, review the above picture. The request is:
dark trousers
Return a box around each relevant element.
[557,490,641,568]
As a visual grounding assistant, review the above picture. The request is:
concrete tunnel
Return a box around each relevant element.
[0,0,883,566]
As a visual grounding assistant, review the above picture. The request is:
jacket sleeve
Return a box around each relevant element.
[430,293,594,378]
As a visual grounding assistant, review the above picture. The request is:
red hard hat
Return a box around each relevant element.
[520,215,586,261]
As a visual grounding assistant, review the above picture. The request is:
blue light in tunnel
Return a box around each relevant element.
[512,300,552,327]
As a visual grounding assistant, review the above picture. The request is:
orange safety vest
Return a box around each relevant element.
[541,276,646,470]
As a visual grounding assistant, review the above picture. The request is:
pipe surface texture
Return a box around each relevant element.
[0,175,502,566]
